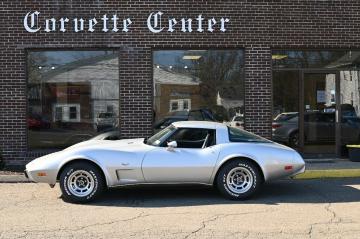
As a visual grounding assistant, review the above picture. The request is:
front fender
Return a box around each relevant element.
[26,151,113,186]
[57,154,113,186]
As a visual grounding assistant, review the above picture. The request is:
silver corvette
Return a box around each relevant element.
[25,121,305,203]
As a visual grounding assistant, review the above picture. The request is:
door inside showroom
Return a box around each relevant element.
[299,71,341,158]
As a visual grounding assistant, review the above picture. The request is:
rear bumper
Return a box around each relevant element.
[289,164,306,177]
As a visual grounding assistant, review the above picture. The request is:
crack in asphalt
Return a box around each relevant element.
[4,211,150,238]
[302,183,357,238]
[182,208,276,239]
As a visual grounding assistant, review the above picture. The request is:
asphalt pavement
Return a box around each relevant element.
[0,178,359,239]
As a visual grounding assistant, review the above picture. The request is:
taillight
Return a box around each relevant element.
[272,123,282,129]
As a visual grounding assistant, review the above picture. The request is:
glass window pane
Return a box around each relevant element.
[153,50,245,130]
[340,70,360,155]
[272,71,299,148]
[27,50,119,149]
[272,50,360,69]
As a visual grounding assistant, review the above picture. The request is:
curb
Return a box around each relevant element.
[295,169,360,179]
[0,175,30,183]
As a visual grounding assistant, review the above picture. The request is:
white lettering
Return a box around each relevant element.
[111,15,118,32]
[73,18,84,32]
[220,18,229,32]
[181,18,192,32]
[122,18,132,32]
[207,18,216,32]
[88,18,98,32]
[45,18,56,32]
[168,18,177,32]
[102,14,109,32]
[196,15,204,32]
[147,11,164,33]
[24,11,41,33]
[59,18,69,32]
[22,11,231,34]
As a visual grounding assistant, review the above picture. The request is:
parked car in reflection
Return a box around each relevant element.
[90,130,120,140]
[153,109,215,131]
[95,112,118,132]
[27,114,51,129]
[226,115,244,129]
[272,111,360,147]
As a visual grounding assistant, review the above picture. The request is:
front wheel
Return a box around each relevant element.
[59,162,105,203]
[216,160,262,200]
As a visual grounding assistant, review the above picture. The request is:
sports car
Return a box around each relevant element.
[25,121,305,203]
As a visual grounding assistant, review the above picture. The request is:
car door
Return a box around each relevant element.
[141,128,220,183]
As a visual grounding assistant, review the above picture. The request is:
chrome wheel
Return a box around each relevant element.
[226,167,253,194]
[67,170,95,197]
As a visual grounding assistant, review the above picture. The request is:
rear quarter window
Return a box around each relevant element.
[228,127,270,143]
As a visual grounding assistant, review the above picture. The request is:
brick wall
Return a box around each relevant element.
[1,0,360,165]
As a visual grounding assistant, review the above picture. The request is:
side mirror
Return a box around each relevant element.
[167,141,177,150]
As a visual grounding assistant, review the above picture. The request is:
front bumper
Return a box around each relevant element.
[24,168,57,184]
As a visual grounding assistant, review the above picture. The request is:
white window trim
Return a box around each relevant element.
[52,103,81,122]
[169,99,191,112]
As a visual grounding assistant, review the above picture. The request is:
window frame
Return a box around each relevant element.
[161,127,217,148]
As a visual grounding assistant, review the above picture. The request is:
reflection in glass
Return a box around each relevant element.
[153,50,244,131]
[272,50,360,69]
[272,71,299,148]
[27,50,119,149]
[340,71,360,155]
[303,73,336,156]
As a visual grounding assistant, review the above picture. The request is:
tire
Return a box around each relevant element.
[289,131,299,148]
[216,159,262,200]
[59,162,105,203]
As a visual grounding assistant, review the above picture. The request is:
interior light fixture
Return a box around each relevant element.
[51,66,55,70]
[156,65,160,68]
[184,66,188,69]
[38,66,42,69]
[272,54,288,60]
[183,55,202,60]
[169,66,173,69]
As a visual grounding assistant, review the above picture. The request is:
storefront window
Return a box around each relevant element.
[153,50,245,131]
[272,71,299,148]
[27,50,119,149]
[272,50,360,157]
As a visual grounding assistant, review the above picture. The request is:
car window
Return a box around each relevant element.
[228,127,270,143]
[202,110,215,121]
[164,128,216,148]
[274,113,298,122]
[146,126,177,146]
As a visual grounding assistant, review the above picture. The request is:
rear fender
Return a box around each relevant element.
[210,153,267,183]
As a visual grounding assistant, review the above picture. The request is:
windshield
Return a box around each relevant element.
[228,126,271,143]
[146,125,177,146]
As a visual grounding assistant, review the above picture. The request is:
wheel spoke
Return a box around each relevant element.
[67,170,95,197]
[226,167,253,194]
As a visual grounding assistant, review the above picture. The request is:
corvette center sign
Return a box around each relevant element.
[23,11,230,33]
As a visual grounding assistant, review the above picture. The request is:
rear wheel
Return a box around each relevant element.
[59,162,105,203]
[216,159,262,200]
[289,131,299,148]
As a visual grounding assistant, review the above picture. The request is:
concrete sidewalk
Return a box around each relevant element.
[1,158,359,183]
